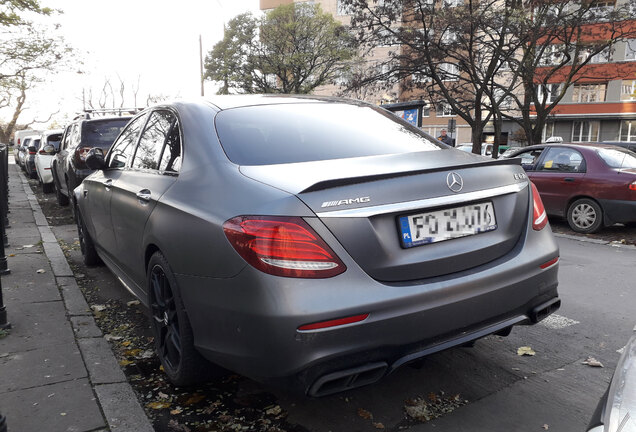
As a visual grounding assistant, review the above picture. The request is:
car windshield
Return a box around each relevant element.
[215,103,443,165]
[597,148,636,169]
[82,118,130,148]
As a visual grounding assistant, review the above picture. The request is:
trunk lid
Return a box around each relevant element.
[240,150,530,281]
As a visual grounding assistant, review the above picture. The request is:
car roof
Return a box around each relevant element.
[519,142,627,152]
[204,94,373,111]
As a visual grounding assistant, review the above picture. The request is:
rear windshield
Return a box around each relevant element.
[47,133,62,151]
[215,103,443,165]
[81,118,130,148]
[597,148,636,169]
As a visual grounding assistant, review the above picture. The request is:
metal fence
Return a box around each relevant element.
[0,142,11,331]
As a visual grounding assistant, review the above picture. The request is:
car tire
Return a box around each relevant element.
[148,251,221,386]
[77,211,101,266]
[42,182,54,193]
[567,198,603,234]
[55,176,69,206]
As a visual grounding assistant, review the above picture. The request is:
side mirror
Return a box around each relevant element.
[40,144,56,155]
[85,147,106,170]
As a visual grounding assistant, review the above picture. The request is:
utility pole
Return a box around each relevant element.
[199,35,205,97]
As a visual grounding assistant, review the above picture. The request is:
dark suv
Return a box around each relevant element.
[52,115,132,213]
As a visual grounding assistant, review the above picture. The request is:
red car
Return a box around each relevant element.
[508,143,636,233]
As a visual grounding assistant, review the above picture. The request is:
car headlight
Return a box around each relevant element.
[604,332,636,432]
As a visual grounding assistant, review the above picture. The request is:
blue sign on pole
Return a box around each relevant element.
[402,108,418,126]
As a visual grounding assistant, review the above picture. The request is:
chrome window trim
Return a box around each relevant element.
[316,182,528,218]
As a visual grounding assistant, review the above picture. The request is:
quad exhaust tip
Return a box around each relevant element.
[530,298,561,323]
[307,362,388,397]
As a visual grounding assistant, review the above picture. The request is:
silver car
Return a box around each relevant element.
[76,96,560,396]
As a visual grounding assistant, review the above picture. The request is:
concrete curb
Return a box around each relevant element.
[18,174,154,432]
[553,232,636,250]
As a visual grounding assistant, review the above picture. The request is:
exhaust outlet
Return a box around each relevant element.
[308,362,388,397]
[530,297,561,323]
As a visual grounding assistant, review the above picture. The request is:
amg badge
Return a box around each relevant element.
[321,197,371,208]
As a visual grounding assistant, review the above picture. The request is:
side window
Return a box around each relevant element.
[107,114,148,169]
[539,147,586,172]
[516,148,544,171]
[158,119,182,173]
[70,124,81,149]
[133,110,175,171]
[62,125,73,150]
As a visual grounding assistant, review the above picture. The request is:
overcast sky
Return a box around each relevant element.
[15,0,261,128]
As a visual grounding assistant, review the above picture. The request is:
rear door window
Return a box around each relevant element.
[107,114,148,169]
[133,110,176,171]
[158,119,181,173]
[82,118,131,149]
[539,147,586,172]
[597,148,636,169]
[515,148,544,170]
[215,103,442,166]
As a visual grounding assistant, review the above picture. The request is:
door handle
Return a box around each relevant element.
[103,179,113,190]
[136,189,151,202]
[563,177,575,182]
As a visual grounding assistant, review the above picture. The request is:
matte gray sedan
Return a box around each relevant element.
[76,96,560,396]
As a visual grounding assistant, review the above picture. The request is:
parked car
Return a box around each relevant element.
[34,130,63,193]
[52,115,132,214]
[24,136,42,179]
[505,143,636,233]
[456,143,494,156]
[12,129,41,163]
[76,96,560,396]
[17,136,39,174]
[587,327,636,432]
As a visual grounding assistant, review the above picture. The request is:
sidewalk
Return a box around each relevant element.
[0,161,153,432]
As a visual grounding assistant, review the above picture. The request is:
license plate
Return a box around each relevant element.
[399,202,497,248]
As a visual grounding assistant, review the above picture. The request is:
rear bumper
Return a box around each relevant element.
[176,223,560,393]
[600,198,636,225]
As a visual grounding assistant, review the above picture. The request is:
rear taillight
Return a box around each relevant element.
[28,150,36,155]
[629,181,636,191]
[38,149,47,155]
[223,216,346,278]
[531,182,548,231]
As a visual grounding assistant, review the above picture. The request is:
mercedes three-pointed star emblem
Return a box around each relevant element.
[446,172,464,193]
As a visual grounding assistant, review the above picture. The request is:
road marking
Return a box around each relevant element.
[540,314,580,329]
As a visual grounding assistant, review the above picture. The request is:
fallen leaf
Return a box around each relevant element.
[126,300,140,307]
[36,269,46,274]
[158,392,169,399]
[265,405,282,416]
[121,340,132,347]
[517,346,536,356]
[582,357,604,368]
[147,401,171,410]
[373,422,385,429]
[543,424,549,430]
[7,254,14,257]
[185,394,205,405]
[170,408,183,415]
[357,408,373,420]
[139,349,154,359]
[104,334,123,341]
[60,412,66,416]
[124,348,142,357]
[90,305,107,312]
[119,360,133,366]
[23,244,34,248]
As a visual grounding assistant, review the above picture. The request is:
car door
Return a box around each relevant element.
[109,110,180,290]
[54,124,73,189]
[530,146,587,217]
[84,114,149,261]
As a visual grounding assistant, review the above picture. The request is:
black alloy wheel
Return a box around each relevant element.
[147,252,218,386]
[77,211,100,266]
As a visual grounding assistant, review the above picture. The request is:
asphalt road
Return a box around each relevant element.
[40,220,635,432]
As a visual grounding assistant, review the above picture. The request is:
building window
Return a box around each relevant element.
[620,120,636,142]
[572,120,600,142]
[572,83,607,103]
[584,0,615,20]
[412,72,432,84]
[377,27,399,47]
[579,45,612,63]
[439,62,459,81]
[542,122,556,142]
[441,30,458,44]
[422,104,431,117]
[625,40,636,61]
[436,102,455,116]
[538,44,565,66]
[536,83,562,103]
[621,80,636,101]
